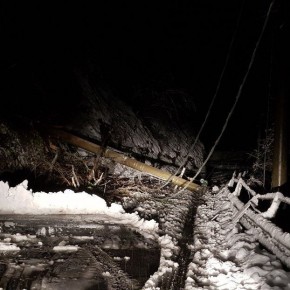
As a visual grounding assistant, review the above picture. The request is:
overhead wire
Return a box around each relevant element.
[175,0,276,195]
[159,0,245,190]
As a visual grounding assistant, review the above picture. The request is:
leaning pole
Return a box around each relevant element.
[48,128,201,193]
[271,2,288,190]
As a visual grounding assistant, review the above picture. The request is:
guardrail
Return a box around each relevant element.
[222,173,290,268]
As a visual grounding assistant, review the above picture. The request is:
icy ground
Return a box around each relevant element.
[0,180,290,289]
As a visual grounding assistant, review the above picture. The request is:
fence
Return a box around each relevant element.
[221,173,290,268]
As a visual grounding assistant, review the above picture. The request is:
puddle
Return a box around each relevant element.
[0,215,160,289]
[105,248,160,286]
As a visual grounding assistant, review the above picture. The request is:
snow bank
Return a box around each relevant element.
[0,242,20,252]
[0,180,158,239]
[0,180,109,214]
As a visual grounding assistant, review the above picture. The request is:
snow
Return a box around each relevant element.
[0,180,110,214]
[260,192,283,219]
[1,179,290,289]
[0,242,20,252]
[185,186,290,290]
[52,245,79,252]
[0,180,158,239]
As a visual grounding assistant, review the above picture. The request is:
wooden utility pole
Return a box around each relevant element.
[271,0,289,190]
[271,86,288,189]
[48,128,201,193]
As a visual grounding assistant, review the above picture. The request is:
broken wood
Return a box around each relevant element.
[48,128,201,192]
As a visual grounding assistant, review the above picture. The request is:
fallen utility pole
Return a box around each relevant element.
[48,128,201,192]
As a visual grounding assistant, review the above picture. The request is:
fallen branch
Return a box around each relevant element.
[230,176,256,197]
[71,165,80,188]
[253,192,290,219]
[229,194,290,251]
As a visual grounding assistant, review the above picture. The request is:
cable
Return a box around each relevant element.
[158,0,245,190]
[175,0,275,195]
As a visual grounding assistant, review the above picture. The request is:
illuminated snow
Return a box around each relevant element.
[0,242,20,252]
[52,245,79,252]
[72,236,94,241]
[0,180,109,214]
[1,179,290,289]
[185,186,290,290]
[0,180,158,239]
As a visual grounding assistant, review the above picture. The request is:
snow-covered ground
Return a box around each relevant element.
[185,187,290,290]
[1,179,290,289]
[0,180,158,240]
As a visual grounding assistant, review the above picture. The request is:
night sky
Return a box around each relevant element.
[1,0,288,151]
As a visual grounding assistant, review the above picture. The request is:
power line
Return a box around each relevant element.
[175,0,275,195]
[159,0,245,190]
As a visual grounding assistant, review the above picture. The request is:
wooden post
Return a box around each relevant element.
[271,0,288,189]
[271,87,287,189]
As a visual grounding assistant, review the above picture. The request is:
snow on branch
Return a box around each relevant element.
[229,192,290,252]
[256,230,290,268]
[224,175,290,268]
[228,175,256,197]
[251,192,290,219]
[228,175,290,219]
[233,206,290,268]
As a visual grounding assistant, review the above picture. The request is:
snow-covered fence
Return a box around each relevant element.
[226,174,290,268]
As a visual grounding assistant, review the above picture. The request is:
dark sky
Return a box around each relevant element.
[1,0,287,150]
